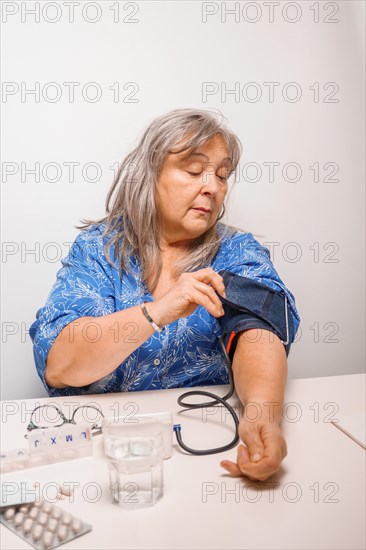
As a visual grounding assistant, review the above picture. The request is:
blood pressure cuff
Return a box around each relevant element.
[217,270,295,360]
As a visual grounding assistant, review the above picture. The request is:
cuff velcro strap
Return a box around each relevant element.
[218,270,294,357]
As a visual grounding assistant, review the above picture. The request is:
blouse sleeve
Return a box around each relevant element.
[217,231,301,357]
[29,229,117,395]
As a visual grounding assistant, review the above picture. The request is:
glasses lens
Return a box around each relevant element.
[72,406,103,428]
[31,405,64,429]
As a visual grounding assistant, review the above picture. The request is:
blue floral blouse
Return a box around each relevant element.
[30,223,300,397]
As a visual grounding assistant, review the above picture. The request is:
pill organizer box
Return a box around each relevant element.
[0,424,93,474]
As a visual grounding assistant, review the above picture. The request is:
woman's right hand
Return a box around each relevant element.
[148,267,227,327]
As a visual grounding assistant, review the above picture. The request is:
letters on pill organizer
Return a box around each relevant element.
[0,425,93,473]
[28,425,92,454]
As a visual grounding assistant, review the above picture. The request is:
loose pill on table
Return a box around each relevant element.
[57,524,68,541]
[60,484,74,497]
[72,517,82,534]
[14,512,24,527]
[42,530,54,548]
[23,518,33,534]
[38,511,48,526]
[4,507,16,520]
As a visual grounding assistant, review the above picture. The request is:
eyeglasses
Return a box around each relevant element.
[25,404,104,437]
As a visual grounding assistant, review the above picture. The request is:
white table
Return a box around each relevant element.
[1,374,365,550]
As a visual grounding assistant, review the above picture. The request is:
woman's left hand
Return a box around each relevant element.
[220,415,287,481]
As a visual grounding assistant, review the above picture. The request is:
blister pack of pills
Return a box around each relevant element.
[0,499,92,549]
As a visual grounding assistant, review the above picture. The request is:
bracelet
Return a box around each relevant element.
[140,302,165,333]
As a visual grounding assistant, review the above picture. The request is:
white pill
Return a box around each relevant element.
[23,518,33,534]
[34,499,42,508]
[4,507,16,520]
[61,512,72,526]
[72,518,82,534]
[43,530,54,548]
[19,505,29,514]
[42,502,53,514]
[51,506,62,520]
[38,511,48,526]
[29,507,39,520]
[60,484,74,496]
[57,524,68,541]
[47,518,58,533]
[14,512,24,527]
[32,524,43,541]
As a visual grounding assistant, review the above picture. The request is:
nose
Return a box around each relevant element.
[200,167,221,195]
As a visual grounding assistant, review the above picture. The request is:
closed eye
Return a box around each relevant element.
[187,171,227,182]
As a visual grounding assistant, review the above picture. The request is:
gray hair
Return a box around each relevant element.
[77,108,243,291]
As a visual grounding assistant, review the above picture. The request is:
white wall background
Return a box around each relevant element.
[1,0,365,400]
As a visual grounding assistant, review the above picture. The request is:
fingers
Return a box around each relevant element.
[176,268,226,318]
[193,268,226,299]
[190,267,226,317]
[220,459,243,477]
[237,449,282,482]
[221,446,281,482]
[261,424,288,462]
[220,446,263,481]
[161,267,226,322]
[192,280,225,317]
[241,426,265,463]
[242,426,285,481]
[220,426,287,482]
[220,444,251,477]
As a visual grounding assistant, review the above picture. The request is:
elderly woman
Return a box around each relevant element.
[30,108,300,481]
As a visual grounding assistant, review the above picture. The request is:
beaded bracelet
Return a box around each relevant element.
[140,302,165,333]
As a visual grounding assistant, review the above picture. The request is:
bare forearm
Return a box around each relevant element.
[45,265,225,390]
[45,302,165,388]
[231,329,288,423]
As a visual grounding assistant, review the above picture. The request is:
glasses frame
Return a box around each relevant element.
[25,404,104,437]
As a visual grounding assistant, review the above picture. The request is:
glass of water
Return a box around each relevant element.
[102,417,164,510]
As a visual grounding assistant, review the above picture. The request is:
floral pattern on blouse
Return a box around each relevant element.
[30,223,300,397]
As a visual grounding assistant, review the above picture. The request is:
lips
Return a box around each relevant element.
[192,207,211,213]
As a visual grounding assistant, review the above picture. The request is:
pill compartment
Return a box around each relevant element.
[0,499,92,549]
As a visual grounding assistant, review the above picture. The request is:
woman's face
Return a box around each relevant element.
[155,135,231,248]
